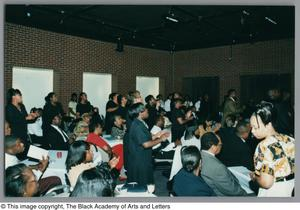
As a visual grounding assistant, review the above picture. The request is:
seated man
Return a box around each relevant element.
[150,115,175,160]
[86,122,124,172]
[216,120,254,170]
[5,136,61,196]
[111,115,126,139]
[200,132,247,196]
[44,114,69,150]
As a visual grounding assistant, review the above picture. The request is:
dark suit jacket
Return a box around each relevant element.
[173,168,216,196]
[44,125,69,150]
[216,128,254,170]
[201,151,247,196]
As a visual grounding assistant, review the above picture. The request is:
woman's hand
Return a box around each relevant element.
[38,156,49,172]
[109,156,120,169]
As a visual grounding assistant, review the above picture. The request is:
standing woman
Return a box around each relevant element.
[5,88,37,142]
[127,103,169,186]
[42,92,64,134]
[116,94,128,119]
[250,102,295,197]
[76,92,93,118]
[104,93,119,134]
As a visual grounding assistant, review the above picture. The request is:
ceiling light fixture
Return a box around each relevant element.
[265,17,277,24]
[26,12,31,17]
[165,16,178,23]
[242,10,250,16]
[116,37,124,52]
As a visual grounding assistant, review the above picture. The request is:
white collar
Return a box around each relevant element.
[51,124,68,142]
[202,150,215,157]
[230,97,236,102]
[240,137,246,143]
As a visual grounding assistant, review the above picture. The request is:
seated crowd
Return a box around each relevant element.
[4,87,295,197]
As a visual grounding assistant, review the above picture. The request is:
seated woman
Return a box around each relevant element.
[250,101,295,197]
[5,164,61,197]
[70,165,115,197]
[73,113,91,141]
[197,115,221,138]
[86,122,124,172]
[65,141,119,189]
[173,146,215,196]
[181,126,201,150]
[111,115,126,139]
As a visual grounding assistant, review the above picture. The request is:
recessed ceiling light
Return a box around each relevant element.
[26,12,31,17]
[61,10,65,14]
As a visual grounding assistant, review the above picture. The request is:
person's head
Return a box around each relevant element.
[6,88,22,105]
[113,115,124,127]
[109,93,119,103]
[173,92,181,99]
[250,101,277,140]
[89,122,103,135]
[227,89,236,98]
[30,107,40,117]
[184,126,198,141]
[198,115,213,130]
[71,93,78,102]
[181,146,201,176]
[117,94,127,106]
[128,103,148,120]
[145,95,156,106]
[70,166,114,197]
[174,98,183,109]
[224,114,237,128]
[82,113,91,124]
[168,93,172,100]
[156,94,163,101]
[51,114,62,126]
[6,164,39,197]
[45,92,57,104]
[188,106,196,113]
[235,120,251,140]
[267,88,281,101]
[5,121,11,136]
[79,92,87,103]
[66,141,93,172]
[154,115,165,129]
[5,135,25,155]
[201,132,222,155]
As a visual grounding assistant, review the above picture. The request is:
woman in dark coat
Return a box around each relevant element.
[5,88,37,142]
[42,92,64,134]
[127,103,169,186]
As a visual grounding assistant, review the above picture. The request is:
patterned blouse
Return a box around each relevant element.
[254,134,295,179]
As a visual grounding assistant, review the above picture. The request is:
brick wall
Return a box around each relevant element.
[4,23,173,111]
[4,23,294,110]
[173,39,295,102]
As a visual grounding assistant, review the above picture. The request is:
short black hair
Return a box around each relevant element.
[109,93,118,100]
[6,88,22,105]
[89,122,102,133]
[145,95,154,104]
[45,92,56,103]
[70,165,114,197]
[5,164,28,197]
[5,135,20,149]
[227,89,236,96]
[66,141,91,172]
[128,103,145,119]
[201,132,219,150]
[235,120,249,135]
[174,98,183,105]
[180,146,201,173]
